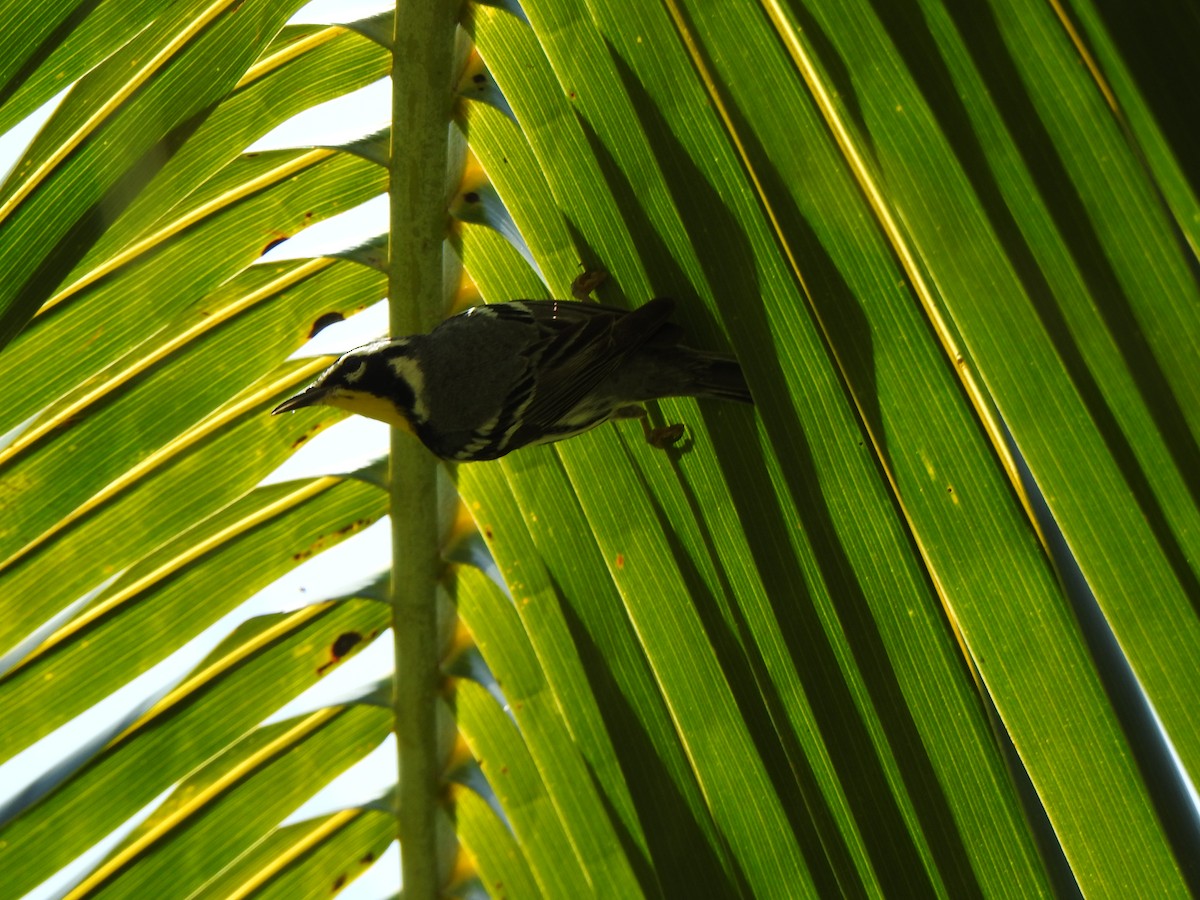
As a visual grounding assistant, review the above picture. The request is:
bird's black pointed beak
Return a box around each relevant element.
[272,385,329,415]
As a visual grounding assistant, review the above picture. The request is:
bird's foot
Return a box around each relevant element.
[571,268,609,301]
[614,405,685,449]
[644,421,685,448]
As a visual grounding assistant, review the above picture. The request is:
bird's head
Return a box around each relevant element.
[271,338,428,432]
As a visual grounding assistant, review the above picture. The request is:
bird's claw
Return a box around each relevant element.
[644,421,685,448]
[614,405,684,449]
[571,269,609,301]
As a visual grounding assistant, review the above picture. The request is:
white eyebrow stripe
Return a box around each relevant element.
[387,354,429,422]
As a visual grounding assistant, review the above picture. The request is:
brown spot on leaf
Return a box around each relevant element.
[332,631,363,659]
[260,235,289,256]
[290,426,321,450]
[308,311,344,338]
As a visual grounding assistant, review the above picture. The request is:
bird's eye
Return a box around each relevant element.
[342,360,368,383]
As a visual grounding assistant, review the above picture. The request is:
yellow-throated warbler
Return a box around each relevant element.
[272,298,751,461]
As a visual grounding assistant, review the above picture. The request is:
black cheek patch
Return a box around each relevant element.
[358,358,419,417]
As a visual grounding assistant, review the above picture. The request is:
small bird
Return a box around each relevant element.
[272,298,752,461]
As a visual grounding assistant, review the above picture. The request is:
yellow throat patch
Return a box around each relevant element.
[324,389,414,433]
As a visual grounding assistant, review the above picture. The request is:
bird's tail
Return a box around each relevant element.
[660,349,753,405]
